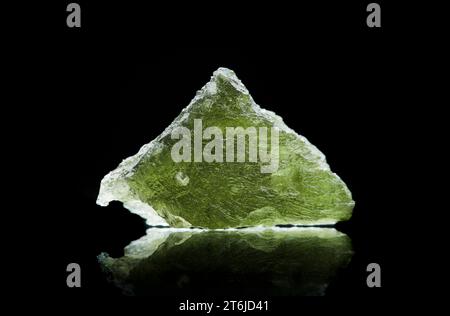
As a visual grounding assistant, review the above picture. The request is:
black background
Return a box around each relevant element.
[21,0,429,311]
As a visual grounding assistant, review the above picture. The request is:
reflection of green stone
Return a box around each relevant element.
[97,68,354,228]
[98,228,353,296]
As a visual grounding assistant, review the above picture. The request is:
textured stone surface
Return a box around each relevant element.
[98,228,353,296]
[97,68,354,228]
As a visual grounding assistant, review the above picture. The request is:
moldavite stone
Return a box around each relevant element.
[97,68,354,228]
[98,228,353,296]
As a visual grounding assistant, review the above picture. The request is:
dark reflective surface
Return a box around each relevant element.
[99,227,352,296]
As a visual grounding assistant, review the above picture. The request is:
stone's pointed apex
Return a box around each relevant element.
[210,67,249,95]
[213,67,237,78]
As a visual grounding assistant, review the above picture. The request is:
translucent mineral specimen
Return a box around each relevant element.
[97,68,354,228]
[98,227,353,296]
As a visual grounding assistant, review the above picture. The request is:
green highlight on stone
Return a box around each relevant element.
[98,228,353,296]
[97,68,354,228]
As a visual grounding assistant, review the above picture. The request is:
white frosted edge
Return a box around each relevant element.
[123,200,168,226]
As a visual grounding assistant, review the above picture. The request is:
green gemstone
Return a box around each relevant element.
[97,68,354,228]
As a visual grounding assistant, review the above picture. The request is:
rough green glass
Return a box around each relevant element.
[97,68,354,228]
